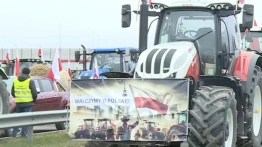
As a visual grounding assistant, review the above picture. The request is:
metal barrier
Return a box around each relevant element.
[0,109,70,142]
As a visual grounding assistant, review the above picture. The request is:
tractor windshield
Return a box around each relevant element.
[241,31,262,52]
[158,10,215,52]
[90,53,122,72]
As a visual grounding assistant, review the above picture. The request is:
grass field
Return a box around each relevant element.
[0,132,130,147]
[0,132,87,147]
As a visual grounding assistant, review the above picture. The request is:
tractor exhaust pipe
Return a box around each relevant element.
[138,0,149,53]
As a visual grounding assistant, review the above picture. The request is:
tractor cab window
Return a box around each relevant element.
[91,53,121,72]
[220,16,241,53]
[158,10,216,75]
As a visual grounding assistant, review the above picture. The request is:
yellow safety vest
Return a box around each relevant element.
[14,78,33,103]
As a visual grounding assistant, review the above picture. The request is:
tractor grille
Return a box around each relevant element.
[144,49,176,74]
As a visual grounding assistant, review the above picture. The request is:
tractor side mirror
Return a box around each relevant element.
[75,51,81,62]
[122,4,131,28]
[242,4,254,29]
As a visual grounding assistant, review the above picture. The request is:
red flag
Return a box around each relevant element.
[239,0,245,4]
[93,58,100,79]
[254,20,258,27]
[67,59,73,78]
[38,48,45,63]
[58,58,63,71]
[48,48,60,81]
[129,85,168,115]
[149,0,152,5]
[15,50,20,76]
[6,48,10,63]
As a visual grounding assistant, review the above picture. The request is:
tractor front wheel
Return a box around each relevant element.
[188,86,237,147]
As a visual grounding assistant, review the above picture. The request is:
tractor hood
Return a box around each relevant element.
[135,41,197,78]
[79,68,110,79]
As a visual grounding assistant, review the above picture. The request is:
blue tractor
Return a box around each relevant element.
[75,46,139,79]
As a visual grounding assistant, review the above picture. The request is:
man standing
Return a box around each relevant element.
[11,67,38,137]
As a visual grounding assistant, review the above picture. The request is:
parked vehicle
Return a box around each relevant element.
[5,76,70,130]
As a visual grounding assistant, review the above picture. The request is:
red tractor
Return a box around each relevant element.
[93,118,115,141]
[74,118,95,139]
[121,0,261,147]
[140,120,165,140]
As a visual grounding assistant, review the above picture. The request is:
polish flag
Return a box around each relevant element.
[93,58,100,79]
[239,0,245,4]
[6,48,10,63]
[38,48,45,63]
[68,59,73,78]
[48,48,60,81]
[129,85,169,115]
[15,50,20,76]
[149,0,152,5]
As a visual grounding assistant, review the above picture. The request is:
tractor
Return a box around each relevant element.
[121,0,261,147]
[75,45,139,79]
[140,120,165,140]
[74,118,95,139]
[240,25,262,52]
[93,118,115,140]
[1,58,52,76]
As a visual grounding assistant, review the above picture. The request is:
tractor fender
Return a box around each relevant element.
[233,50,261,93]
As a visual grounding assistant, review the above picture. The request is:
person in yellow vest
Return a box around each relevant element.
[11,67,38,137]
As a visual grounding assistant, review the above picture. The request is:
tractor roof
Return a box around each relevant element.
[84,118,95,121]
[151,0,242,10]
[98,118,110,121]
[91,47,138,53]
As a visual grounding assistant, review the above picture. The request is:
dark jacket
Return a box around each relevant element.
[11,74,38,107]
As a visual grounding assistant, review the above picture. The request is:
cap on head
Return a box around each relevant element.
[22,67,30,74]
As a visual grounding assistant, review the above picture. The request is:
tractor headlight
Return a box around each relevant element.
[216,5,222,10]
[210,5,215,10]
[115,48,120,52]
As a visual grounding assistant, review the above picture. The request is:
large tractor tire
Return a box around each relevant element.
[188,86,237,147]
[0,78,12,137]
[237,65,262,147]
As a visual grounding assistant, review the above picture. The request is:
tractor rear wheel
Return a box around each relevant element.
[188,86,237,147]
[237,65,262,147]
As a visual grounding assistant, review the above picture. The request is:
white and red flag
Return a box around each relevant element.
[68,59,73,78]
[93,57,100,79]
[129,85,169,115]
[6,48,11,63]
[48,48,61,81]
[15,50,20,76]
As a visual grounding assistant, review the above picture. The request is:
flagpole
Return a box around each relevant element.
[59,21,61,50]
[129,84,142,121]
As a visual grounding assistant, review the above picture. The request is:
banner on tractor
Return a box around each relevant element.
[69,79,189,142]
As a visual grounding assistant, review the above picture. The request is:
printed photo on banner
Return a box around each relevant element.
[68,79,189,142]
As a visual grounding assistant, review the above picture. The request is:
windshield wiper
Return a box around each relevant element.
[192,29,214,42]
[107,53,117,62]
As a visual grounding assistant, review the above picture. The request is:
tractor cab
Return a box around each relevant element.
[122,0,253,80]
[144,120,160,132]
[83,118,95,127]
[2,58,52,76]
[77,48,138,79]
[240,25,262,53]
[96,118,112,130]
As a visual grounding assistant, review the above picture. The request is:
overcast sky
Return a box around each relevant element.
[0,0,158,48]
[0,0,260,49]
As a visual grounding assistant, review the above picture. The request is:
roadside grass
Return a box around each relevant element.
[0,132,86,147]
